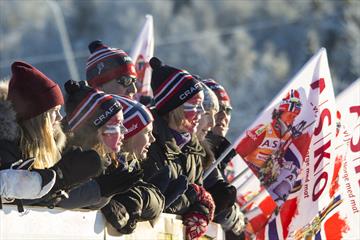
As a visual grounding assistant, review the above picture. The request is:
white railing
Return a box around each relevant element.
[0,204,224,240]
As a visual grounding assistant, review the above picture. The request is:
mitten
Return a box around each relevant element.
[0,169,55,199]
[164,175,188,208]
[95,169,143,197]
[191,184,215,222]
[183,212,209,240]
[207,180,236,214]
[51,147,103,191]
[147,165,171,193]
[101,200,129,231]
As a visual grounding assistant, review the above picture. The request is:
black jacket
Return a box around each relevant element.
[142,111,206,215]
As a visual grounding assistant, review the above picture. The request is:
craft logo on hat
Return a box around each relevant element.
[179,81,202,100]
[93,101,122,126]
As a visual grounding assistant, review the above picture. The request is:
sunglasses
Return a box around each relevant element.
[219,104,232,115]
[116,76,137,87]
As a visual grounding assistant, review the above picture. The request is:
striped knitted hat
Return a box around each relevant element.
[202,78,230,104]
[150,57,202,115]
[64,80,122,131]
[112,95,153,139]
[86,40,137,88]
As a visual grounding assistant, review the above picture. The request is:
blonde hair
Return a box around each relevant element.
[19,111,60,169]
[165,105,188,128]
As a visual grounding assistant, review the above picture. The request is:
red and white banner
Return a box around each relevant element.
[284,79,359,240]
[258,81,360,240]
[130,15,154,98]
[232,48,337,236]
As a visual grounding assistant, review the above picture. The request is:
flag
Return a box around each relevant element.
[233,48,335,236]
[130,15,154,98]
[303,79,360,240]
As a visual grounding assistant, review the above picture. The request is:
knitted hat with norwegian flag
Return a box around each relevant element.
[149,57,202,115]
[112,95,153,140]
[64,80,122,132]
[86,40,137,88]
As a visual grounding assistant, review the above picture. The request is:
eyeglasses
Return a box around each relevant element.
[116,76,137,87]
[219,104,232,115]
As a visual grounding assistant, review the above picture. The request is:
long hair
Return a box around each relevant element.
[19,111,60,169]
[67,123,117,167]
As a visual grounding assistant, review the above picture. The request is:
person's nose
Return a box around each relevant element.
[208,115,216,129]
[149,132,156,143]
[56,111,63,122]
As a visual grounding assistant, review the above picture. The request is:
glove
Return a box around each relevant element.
[101,200,129,231]
[164,175,188,208]
[207,180,236,214]
[51,147,103,191]
[183,212,209,240]
[147,165,171,193]
[189,184,215,222]
[95,168,143,197]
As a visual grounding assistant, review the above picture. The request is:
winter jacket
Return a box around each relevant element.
[142,111,207,215]
[0,84,56,201]
[113,157,164,220]
[101,155,164,234]
[205,131,246,235]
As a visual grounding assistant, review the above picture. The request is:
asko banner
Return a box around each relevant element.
[232,48,336,236]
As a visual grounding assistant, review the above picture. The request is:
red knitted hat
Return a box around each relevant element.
[7,61,64,120]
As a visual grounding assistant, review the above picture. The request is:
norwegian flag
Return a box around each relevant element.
[228,48,337,237]
[130,15,154,98]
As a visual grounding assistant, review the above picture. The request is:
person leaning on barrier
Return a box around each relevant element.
[141,57,215,240]
[194,81,246,237]
[0,62,103,210]
[56,80,143,210]
[102,96,164,234]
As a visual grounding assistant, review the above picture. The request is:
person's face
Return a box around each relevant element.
[196,109,217,141]
[213,100,232,137]
[280,111,298,126]
[101,75,137,99]
[48,105,63,127]
[182,91,205,133]
[99,111,126,153]
[126,123,155,160]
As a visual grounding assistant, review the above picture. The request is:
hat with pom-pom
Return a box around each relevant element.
[8,61,64,120]
[86,40,137,88]
[149,57,202,115]
[112,95,153,139]
[64,80,122,131]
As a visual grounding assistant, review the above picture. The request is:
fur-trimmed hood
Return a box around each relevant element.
[0,80,19,142]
